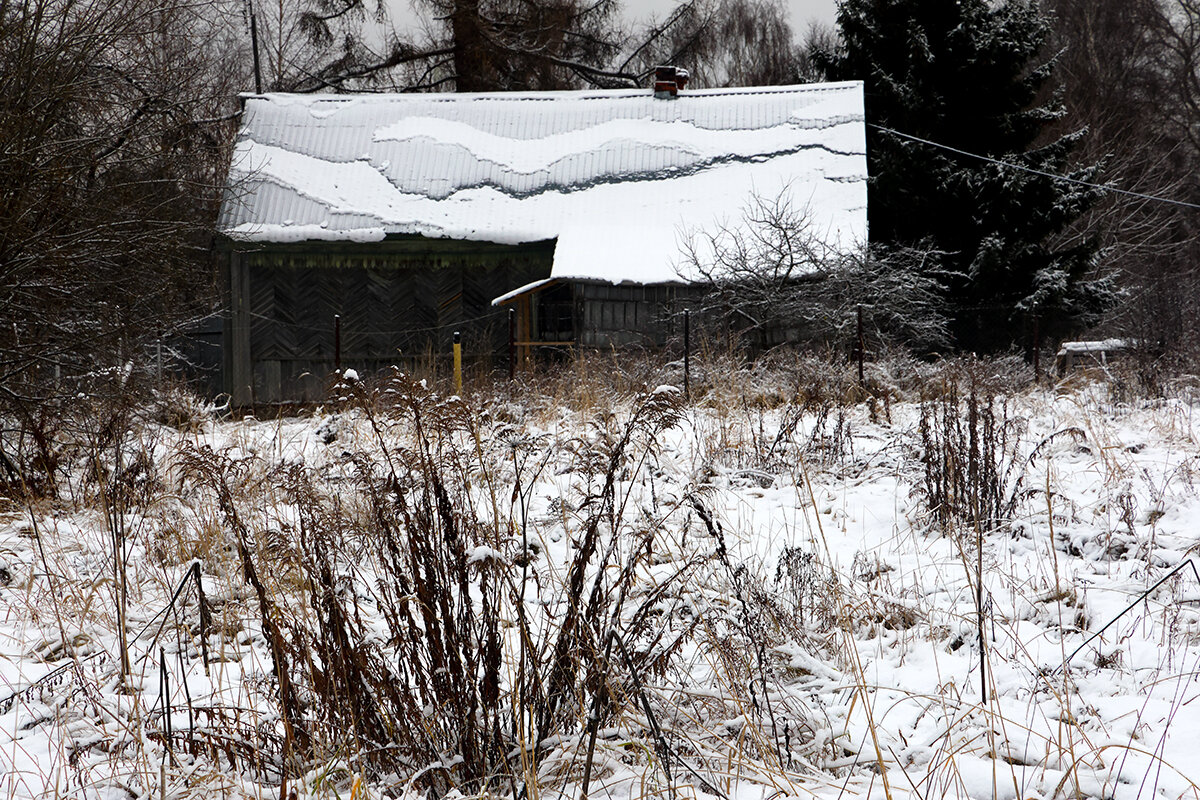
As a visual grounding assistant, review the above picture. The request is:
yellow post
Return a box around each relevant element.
[453,331,462,395]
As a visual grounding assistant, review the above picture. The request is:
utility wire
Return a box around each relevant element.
[870,123,1200,211]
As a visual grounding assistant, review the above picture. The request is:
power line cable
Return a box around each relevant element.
[870,123,1200,211]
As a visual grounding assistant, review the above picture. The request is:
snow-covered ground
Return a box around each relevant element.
[2,369,1199,799]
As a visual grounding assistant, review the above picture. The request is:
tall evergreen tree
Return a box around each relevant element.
[815,0,1115,351]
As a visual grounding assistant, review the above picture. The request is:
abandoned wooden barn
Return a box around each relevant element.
[217,79,867,404]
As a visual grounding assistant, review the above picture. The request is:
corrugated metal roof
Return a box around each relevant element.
[219,82,867,284]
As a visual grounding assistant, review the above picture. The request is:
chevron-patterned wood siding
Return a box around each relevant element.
[226,238,553,404]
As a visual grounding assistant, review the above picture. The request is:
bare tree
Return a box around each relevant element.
[1155,0,1200,156]
[255,0,820,93]
[0,0,240,491]
[257,0,636,91]
[622,0,808,88]
[426,0,626,90]
[1045,0,1200,357]
[1047,0,1193,254]
[680,193,950,353]
[796,21,838,83]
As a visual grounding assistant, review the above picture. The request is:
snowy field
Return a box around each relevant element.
[2,360,1200,800]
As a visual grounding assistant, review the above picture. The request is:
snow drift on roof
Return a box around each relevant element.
[219,83,867,285]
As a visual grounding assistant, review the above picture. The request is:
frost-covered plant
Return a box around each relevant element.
[917,385,1028,535]
[180,370,695,795]
[679,191,951,354]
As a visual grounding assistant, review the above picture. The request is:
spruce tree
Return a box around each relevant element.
[816,0,1115,351]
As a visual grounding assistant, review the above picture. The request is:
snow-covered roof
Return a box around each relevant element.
[1057,339,1129,356]
[219,83,867,285]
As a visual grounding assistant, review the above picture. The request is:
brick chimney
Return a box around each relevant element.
[653,65,689,99]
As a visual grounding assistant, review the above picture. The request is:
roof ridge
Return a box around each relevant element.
[243,80,863,104]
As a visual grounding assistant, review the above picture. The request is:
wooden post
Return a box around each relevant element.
[683,309,690,400]
[508,308,516,381]
[856,304,865,385]
[333,314,341,374]
[229,251,253,408]
[517,295,532,366]
[156,338,163,383]
[453,331,462,395]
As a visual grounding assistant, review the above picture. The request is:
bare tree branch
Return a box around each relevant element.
[680,193,951,352]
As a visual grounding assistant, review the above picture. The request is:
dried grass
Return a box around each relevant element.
[5,348,1200,800]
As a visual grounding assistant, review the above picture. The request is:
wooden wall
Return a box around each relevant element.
[225,237,553,405]
[574,282,688,348]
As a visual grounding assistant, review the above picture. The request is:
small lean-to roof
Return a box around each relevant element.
[219,83,867,285]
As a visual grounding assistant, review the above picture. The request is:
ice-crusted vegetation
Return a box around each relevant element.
[3,354,1200,800]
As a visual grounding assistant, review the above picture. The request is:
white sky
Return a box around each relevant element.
[389,0,839,43]
[625,0,838,33]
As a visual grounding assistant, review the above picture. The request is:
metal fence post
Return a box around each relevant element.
[333,314,341,373]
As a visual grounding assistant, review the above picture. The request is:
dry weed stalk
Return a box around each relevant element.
[172,371,696,796]
[15,351,1200,800]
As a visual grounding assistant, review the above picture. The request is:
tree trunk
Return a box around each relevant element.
[452,0,492,91]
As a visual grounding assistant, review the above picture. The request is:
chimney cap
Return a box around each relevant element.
[652,65,689,99]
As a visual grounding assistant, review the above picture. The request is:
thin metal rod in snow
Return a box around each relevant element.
[1053,557,1200,677]
[160,647,172,759]
[194,562,210,676]
[0,562,204,712]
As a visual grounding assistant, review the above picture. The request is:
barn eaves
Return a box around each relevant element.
[216,81,867,404]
